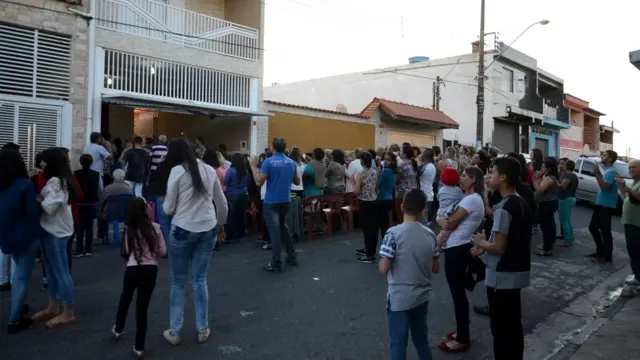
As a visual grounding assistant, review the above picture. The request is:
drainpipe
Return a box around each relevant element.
[69,0,96,144]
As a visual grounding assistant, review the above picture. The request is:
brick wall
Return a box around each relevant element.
[0,0,90,163]
[185,0,225,18]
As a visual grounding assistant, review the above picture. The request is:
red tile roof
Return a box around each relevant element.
[360,98,459,128]
[263,100,368,118]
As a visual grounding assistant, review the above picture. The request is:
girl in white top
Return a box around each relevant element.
[288,147,306,194]
[418,148,438,225]
[161,139,228,346]
[33,148,77,328]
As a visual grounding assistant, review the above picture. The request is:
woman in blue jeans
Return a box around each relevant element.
[223,153,250,241]
[161,139,228,345]
[33,148,77,328]
[0,148,41,333]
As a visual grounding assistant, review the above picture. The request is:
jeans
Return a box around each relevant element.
[624,224,640,280]
[264,202,296,265]
[115,265,158,351]
[168,226,216,333]
[125,180,144,198]
[9,241,39,322]
[154,196,172,242]
[326,185,345,194]
[377,199,394,238]
[487,286,524,360]
[387,301,433,360]
[41,234,74,306]
[359,199,378,257]
[558,197,576,243]
[539,200,558,252]
[444,243,473,344]
[0,250,17,285]
[42,235,73,280]
[76,205,97,254]
[430,183,439,223]
[225,193,250,240]
[589,205,615,260]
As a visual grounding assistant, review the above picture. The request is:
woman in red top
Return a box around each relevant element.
[37,148,83,284]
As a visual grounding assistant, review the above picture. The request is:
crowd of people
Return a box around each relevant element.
[1,132,639,360]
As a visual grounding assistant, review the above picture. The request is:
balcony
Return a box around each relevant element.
[96,0,259,61]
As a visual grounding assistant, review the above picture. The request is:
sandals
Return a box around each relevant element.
[44,315,75,328]
[557,243,573,248]
[32,310,58,323]
[535,250,553,257]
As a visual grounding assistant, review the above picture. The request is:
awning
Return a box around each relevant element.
[101,91,272,117]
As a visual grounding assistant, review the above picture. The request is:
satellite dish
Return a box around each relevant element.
[335,104,348,112]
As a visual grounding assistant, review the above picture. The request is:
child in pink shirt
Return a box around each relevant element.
[112,197,166,359]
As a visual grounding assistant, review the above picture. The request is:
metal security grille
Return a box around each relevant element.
[0,100,61,164]
[104,49,252,108]
[0,23,72,100]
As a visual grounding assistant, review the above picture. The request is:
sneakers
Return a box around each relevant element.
[263,263,282,273]
[163,329,183,346]
[621,285,640,298]
[73,253,84,258]
[112,326,123,340]
[8,317,33,334]
[197,328,211,344]
[356,255,375,264]
[355,248,366,256]
[625,277,640,286]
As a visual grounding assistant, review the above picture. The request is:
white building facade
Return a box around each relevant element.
[265,42,569,155]
[1,0,268,167]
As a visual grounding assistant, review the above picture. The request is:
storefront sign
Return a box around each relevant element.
[531,127,554,136]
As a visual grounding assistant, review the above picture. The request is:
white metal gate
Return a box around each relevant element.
[0,97,71,168]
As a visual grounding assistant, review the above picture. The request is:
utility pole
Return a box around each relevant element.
[432,76,443,110]
[475,0,486,149]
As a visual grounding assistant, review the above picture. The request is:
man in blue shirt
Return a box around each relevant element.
[83,132,112,243]
[250,137,300,272]
[587,150,619,263]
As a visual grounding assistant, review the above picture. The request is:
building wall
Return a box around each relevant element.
[0,0,90,161]
[268,112,375,151]
[583,116,599,153]
[183,0,225,18]
[560,109,584,159]
[264,54,489,147]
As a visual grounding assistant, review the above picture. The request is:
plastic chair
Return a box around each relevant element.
[106,194,135,248]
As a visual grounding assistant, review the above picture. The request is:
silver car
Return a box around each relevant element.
[574,156,633,214]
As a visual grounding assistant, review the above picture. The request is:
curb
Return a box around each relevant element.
[523,264,631,360]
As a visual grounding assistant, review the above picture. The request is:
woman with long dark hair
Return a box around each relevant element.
[438,166,485,353]
[162,139,228,345]
[289,147,305,198]
[113,197,166,358]
[395,143,418,223]
[534,157,559,256]
[0,149,40,333]
[418,148,438,224]
[326,149,346,194]
[530,149,544,172]
[33,148,77,328]
[354,152,379,263]
[223,153,250,241]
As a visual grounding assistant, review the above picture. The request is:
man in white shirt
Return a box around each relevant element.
[346,149,363,193]
[417,148,438,225]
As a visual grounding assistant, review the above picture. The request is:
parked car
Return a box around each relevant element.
[574,156,633,214]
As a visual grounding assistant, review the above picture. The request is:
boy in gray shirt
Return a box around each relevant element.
[379,189,440,360]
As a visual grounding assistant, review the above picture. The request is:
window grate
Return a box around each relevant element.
[0,23,72,100]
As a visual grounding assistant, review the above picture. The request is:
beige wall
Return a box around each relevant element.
[224,0,261,30]
[185,0,225,18]
[1,0,90,161]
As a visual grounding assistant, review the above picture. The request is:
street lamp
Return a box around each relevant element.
[475,7,551,148]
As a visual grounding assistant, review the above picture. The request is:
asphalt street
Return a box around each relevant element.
[0,203,630,360]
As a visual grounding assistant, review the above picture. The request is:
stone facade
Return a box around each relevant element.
[0,0,90,163]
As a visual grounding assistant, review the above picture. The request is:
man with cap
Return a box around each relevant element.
[249,137,300,272]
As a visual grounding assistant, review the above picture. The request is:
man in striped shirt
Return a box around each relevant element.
[149,134,168,174]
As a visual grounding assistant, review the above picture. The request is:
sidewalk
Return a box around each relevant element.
[567,295,640,360]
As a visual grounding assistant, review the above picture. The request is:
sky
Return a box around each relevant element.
[262,0,640,157]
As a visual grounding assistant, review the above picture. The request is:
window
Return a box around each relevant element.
[581,161,596,176]
[503,67,514,93]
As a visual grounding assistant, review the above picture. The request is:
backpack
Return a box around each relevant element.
[0,181,43,255]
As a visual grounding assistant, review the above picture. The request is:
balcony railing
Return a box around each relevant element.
[103,49,252,108]
[543,103,557,119]
[96,0,259,61]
